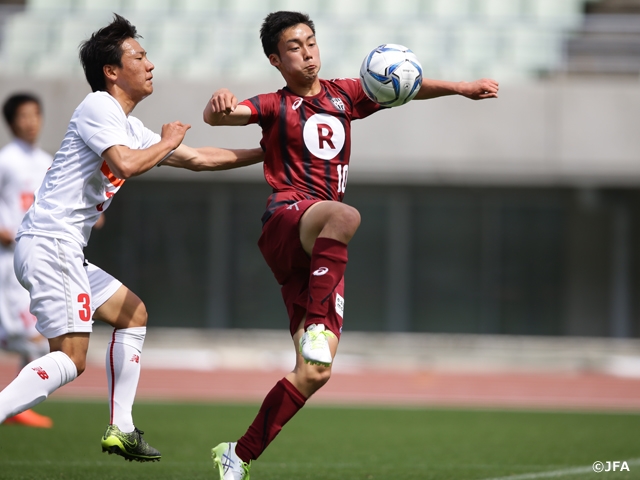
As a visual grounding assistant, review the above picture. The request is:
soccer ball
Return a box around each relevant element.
[359,44,423,107]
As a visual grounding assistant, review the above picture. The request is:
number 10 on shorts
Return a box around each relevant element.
[337,165,348,194]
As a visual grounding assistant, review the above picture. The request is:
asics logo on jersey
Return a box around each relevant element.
[32,367,49,380]
[313,267,329,276]
[331,97,345,111]
[292,98,303,110]
[302,113,346,160]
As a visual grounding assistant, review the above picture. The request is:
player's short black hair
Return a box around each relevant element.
[260,11,315,57]
[79,13,139,92]
[2,93,41,127]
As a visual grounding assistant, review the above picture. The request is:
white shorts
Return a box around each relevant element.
[0,246,37,340]
[13,235,122,339]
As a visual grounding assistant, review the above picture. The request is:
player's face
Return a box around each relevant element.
[113,38,155,102]
[270,24,321,85]
[11,101,42,145]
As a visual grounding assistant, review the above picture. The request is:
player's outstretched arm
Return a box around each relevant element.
[161,144,263,171]
[414,78,499,101]
[203,88,252,126]
[103,121,190,179]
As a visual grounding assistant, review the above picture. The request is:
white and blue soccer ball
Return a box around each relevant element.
[359,44,423,107]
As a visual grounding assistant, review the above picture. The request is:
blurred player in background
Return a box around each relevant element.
[199,10,498,480]
[0,93,53,428]
[0,14,262,462]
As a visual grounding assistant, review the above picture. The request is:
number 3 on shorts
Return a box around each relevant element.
[77,293,91,321]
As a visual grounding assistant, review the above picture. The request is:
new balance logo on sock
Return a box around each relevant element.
[313,267,329,276]
[32,367,49,380]
[130,354,140,363]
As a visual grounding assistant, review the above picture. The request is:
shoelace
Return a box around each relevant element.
[308,330,333,349]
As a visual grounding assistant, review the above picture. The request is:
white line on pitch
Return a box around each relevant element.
[479,458,640,480]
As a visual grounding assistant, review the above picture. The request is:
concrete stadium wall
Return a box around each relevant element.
[1,76,639,186]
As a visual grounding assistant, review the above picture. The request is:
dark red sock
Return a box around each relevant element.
[235,378,306,462]
[305,237,348,330]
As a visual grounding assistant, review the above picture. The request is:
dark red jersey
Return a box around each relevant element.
[239,78,382,224]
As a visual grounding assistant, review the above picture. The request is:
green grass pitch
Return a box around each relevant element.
[0,401,639,479]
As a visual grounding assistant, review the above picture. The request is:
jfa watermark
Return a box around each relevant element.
[593,461,630,472]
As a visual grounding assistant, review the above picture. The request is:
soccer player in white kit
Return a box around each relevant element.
[0,14,262,462]
[0,93,54,428]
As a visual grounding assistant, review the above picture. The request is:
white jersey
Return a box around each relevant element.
[0,138,52,238]
[17,91,160,247]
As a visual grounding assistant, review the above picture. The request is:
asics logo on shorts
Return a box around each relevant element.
[313,267,329,276]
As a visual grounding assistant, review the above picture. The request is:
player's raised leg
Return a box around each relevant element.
[91,268,160,463]
[298,201,359,366]
[212,319,338,480]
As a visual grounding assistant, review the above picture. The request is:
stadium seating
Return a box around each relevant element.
[0,0,599,81]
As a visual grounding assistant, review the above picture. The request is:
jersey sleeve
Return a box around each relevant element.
[76,94,131,156]
[129,116,161,149]
[239,93,278,127]
[333,78,384,120]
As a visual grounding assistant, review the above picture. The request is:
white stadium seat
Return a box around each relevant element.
[373,0,423,19]
[0,0,593,81]
[74,0,125,15]
[174,0,222,16]
[271,0,322,16]
[26,0,74,14]
[476,0,523,21]
[428,0,474,19]
[452,23,501,66]
[318,0,372,19]
[120,0,174,15]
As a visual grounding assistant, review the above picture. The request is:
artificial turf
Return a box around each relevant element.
[0,400,638,479]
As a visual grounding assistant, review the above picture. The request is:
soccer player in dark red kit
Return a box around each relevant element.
[203,11,499,480]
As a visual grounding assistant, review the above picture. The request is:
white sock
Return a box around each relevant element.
[0,351,77,422]
[106,327,146,433]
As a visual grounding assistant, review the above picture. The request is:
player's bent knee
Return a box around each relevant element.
[339,205,361,236]
[303,365,332,391]
[75,362,86,376]
[63,354,86,376]
[130,302,148,328]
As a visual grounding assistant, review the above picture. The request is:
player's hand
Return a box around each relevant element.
[458,79,499,100]
[161,121,191,150]
[0,228,15,247]
[209,88,238,114]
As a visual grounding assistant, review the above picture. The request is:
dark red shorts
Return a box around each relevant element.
[258,200,344,339]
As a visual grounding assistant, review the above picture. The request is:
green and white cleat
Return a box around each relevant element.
[101,424,161,462]
[211,442,251,480]
[299,324,336,366]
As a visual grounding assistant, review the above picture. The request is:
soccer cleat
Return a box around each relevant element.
[211,442,251,480]
[3,409,53,428]
[101,424,161,462]
[299,323,336,366]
